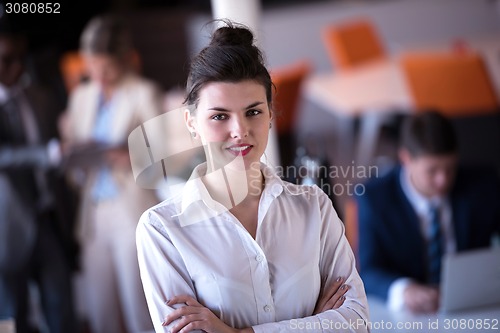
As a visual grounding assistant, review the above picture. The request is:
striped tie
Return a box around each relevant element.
[428,204,443,285]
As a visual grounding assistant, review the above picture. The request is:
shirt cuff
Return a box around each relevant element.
[387,277,413,312]
[46,138,62,166]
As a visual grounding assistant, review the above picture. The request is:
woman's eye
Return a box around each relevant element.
[247,109,261,116]
[212,114,228,121]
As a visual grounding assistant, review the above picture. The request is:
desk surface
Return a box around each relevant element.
[304,59,412,116]
[304,34,500,117]
[368,297,500,333]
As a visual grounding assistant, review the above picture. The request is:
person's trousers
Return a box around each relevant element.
[0,220,75,333]
[81,199,153,333]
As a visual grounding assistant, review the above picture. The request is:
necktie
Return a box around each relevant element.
[428,204,443,284]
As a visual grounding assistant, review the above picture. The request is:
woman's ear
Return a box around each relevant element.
[184,108,197,134]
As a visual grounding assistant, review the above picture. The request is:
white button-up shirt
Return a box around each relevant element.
[137,163,369,332]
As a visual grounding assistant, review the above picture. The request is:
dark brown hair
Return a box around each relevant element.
[185,21,273,109]
[399,110,458,157]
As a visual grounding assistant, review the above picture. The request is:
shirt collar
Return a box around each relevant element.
[0,82,21,104]
[400,167,444,214]
[0,83,9,103]
[0,74,30,104]
[177,163,222,214]
[261,163,285,198]
[173,162,285,226]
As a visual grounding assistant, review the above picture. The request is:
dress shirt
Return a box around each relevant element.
[387,168,455,312]
[91,93,118,201]
[137,163,369,333]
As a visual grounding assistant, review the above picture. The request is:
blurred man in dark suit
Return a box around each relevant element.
[357,111,500,314]
[0,23,77,333]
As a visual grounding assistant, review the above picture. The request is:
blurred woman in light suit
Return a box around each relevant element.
[62,15,161,333]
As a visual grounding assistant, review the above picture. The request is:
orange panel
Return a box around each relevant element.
[401,52,498,116]
[322,19,386,70]
[270,61,312,135]
[59,51,87,93]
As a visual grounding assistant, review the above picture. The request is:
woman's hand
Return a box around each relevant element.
[163,295,252,333]
[403,282,439,314]
[105,147,131,170]
[313,276,349,314]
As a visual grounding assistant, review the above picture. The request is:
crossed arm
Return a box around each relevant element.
[162,277,350,333]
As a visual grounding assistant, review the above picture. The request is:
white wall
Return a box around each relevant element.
[188,0,500,73]
[259,0,500,72]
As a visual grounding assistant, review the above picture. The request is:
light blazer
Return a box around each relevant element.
[356,165,500,300]
[65,74,163,240]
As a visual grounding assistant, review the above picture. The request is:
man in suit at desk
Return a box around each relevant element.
[356,111,500,314]
[0,25,76,332]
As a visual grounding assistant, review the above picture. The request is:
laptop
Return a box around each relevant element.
[440,247,500,313]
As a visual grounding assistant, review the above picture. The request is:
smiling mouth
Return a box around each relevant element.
[227,145,253,156]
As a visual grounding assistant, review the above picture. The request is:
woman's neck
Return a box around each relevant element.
[101,85,116,101]
[203,162,264,209]
[244,163,264,199]
[100,72,127,101]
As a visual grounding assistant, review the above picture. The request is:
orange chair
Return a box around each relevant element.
[401,52,498,117]
[59,51,88,93]
[322,19,386,70]
[270,60,312,136]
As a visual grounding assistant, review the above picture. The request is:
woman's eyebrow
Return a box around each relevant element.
[208,107,230,112]
[208,101,264,112]
[244,101,264,110]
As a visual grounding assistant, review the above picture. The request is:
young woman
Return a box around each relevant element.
[62,15,161,333]
[137,22,369,333]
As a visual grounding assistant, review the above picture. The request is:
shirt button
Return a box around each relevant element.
[255,254,264,262]
[263,305,271,312]
[271,185,281,196]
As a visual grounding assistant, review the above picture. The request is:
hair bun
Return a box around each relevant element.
[210,23,254,48]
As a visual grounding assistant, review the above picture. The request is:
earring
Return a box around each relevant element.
[191,132,197,138]
[269,122,272,129]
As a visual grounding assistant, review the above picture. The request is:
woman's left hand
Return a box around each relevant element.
[105,148,131,170]
[163,295,242,333]
[313,276,349,314]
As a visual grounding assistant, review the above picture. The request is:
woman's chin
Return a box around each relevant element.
[206,150,261,173]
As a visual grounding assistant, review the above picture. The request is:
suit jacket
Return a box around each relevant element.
[0,83,78,272]
[64,74,162,241]
[356,165,500,300]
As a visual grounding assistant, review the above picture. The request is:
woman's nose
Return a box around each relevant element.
[230,118,249,138]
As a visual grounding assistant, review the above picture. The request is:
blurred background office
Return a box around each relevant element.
[2,0,500,331]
